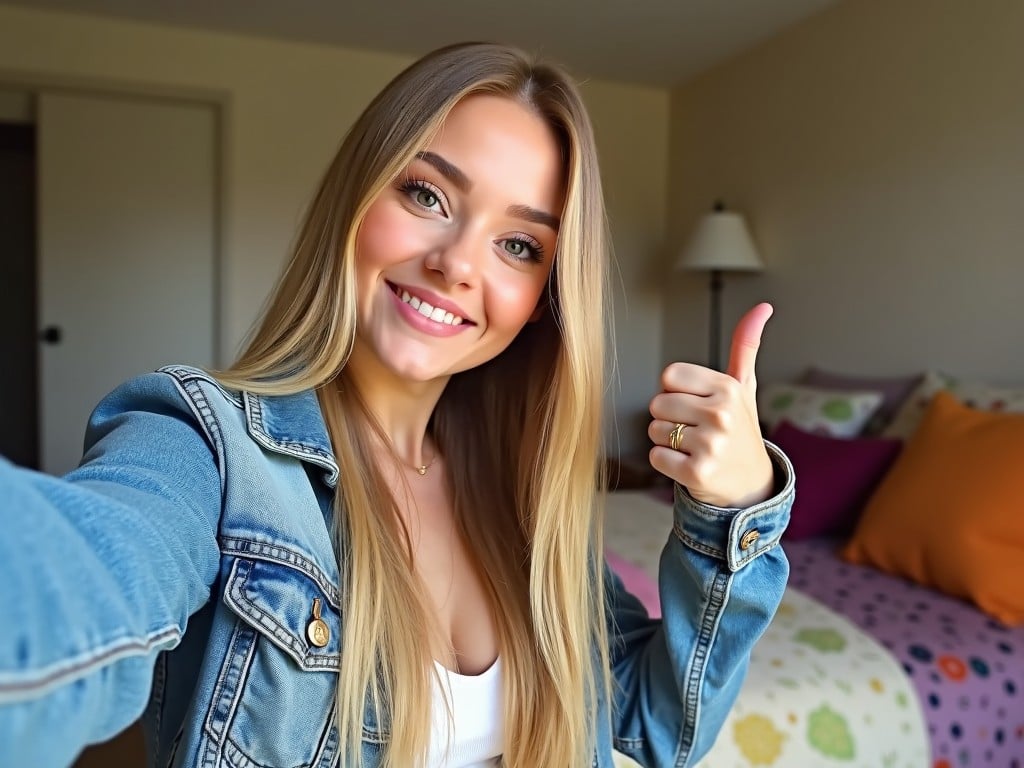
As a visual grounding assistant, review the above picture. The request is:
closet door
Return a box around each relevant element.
[37,91,217,475]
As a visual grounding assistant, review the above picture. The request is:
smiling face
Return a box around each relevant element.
[349,94,564,387]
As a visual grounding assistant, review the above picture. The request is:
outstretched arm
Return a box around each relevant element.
[0,372,222,768]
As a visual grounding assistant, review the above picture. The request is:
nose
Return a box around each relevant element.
[424,224,482,287]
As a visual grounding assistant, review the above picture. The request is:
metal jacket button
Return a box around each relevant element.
[307,597,330,648]
[739,529,760,550]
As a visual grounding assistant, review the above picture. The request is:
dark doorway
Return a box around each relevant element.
[0,121,39,469]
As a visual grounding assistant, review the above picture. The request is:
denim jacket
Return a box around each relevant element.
[0,365,793,768]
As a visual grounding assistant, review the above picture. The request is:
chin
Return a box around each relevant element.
[383,357,449,384]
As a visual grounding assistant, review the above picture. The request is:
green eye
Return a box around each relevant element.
[399,179,446,214]
[499,237,544,263]
[415,189,438,208]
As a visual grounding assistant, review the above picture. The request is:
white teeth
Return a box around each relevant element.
[396,285,466,325]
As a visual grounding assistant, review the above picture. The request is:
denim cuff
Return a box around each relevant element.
[671,440,794,573]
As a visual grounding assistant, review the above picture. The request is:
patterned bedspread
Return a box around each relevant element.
[786,537,1024,768]
[604,490,931,768]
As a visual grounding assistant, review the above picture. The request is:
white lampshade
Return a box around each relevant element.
[676,207,763,272]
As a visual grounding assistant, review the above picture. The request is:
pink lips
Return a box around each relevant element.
[387,281,473,324]
[386,281,475,337]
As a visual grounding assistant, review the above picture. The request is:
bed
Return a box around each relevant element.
[607,367,1024,768]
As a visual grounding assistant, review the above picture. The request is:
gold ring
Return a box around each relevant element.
[668,422,688,452]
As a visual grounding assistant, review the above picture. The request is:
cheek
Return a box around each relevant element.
[489,276,548,331]
[355,202,418,272]
[358,204,401,274]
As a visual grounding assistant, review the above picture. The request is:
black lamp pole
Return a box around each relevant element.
[709,268,723,371]
[707,200,727,371]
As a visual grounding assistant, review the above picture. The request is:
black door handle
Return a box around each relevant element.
[39,326,62,344]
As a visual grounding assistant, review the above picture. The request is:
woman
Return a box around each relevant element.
[0,43,792,767]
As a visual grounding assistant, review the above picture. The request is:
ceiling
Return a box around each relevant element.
[7,0,840,87]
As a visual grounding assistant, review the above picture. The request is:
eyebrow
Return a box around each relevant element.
[415,150,561,232]
[416,151,471,192]
[506,204,560,232]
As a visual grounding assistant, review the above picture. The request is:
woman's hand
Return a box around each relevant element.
[648,303,775,509]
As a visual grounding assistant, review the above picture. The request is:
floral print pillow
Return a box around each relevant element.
[882,370,1024,440]
[758,383,884,438]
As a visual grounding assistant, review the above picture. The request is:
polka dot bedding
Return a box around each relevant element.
[604,490,931,767]
[786,537,1024,768]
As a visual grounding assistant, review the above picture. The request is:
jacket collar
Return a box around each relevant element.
[241,389,340,487]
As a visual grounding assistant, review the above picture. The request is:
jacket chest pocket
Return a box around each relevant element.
[202,557,343,768]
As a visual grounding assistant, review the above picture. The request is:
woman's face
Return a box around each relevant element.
[352,94,563,385]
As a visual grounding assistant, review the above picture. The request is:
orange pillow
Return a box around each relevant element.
[841,390,1024,625]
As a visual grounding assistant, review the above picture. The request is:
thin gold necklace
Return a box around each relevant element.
[412,458,435,475]
[409,451,438,476]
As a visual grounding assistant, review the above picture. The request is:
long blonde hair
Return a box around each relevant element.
[217,42,611,767]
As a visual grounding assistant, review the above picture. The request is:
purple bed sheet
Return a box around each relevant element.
[785,537,1024,768]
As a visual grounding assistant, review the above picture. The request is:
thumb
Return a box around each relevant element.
[726,303,774,387]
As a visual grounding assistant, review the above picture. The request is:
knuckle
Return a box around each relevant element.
[704,407,722,429]
[738,336,760,352]
[659,365,677,390]
[704,406,730,431]
[716,408,733,432]
[651,445,683,483]
[649,393,666,417]
[689,460,710,488]
[648,445,665,470]
[721,376,743,400]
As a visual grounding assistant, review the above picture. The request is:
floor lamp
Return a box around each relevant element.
[676,201,764,371]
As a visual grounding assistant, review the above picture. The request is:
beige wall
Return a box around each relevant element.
[0,4,668,453]
[583,81,669,452]
[666,0,1024,386]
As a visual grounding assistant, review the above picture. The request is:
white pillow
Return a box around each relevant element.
[883,370,1024,440]
[758,383,883,438]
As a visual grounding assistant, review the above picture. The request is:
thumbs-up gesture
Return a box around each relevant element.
[648,303,775,508]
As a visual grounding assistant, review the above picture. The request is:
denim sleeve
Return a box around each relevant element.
[606,441,794,767]
[0,372,222,768]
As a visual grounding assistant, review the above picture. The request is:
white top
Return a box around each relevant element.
[427,656,503,767]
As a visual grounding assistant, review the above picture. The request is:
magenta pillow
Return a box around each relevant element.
[770,420,903,540]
